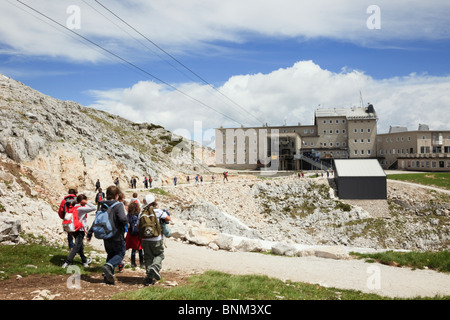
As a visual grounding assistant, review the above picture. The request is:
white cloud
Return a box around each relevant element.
[1,0,449,62]
[87,60,450,139]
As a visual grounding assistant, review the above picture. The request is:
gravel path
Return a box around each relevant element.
[162,239,450,299]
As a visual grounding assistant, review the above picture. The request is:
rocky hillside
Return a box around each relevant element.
[164,177,449,253]
[0,73,213,243]
[0,73,213,193]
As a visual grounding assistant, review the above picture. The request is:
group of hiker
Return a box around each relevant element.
[58,184,171,286]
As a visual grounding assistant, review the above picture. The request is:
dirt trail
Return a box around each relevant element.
[161,239,450,299]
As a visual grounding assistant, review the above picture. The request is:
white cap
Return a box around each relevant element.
[144,194,155,205]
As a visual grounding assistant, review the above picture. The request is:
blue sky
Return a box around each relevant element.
[1,0,450,142]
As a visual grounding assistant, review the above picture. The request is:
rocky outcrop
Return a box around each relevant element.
[164,176,449,254]
[0,73,213,196]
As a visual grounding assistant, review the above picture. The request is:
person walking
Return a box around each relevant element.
[62,194,96,268]
[87,185,128,285]
[139,194,171,286]
[143,177,148,189]
[58,188,78,249]
[95,187,105,210]
[125,201,144,268]
[95,179,101,192]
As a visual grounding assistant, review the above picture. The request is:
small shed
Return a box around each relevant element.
[333,159,387,199]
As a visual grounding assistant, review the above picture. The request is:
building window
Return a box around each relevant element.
[304,129,308,134]
[336,129,339,134]
[368,150,371,155]
[354,150,358,155]
[367,139,371,143]
[368,128,371,133]
[310,129,314,133]
[421,146,430,153]
[323,130,327,134]
[354,139,358,143]
[354,129,358,133]
[361,150,365,155]
[330,130,333,134]
[342,129,346,134]
[323,120,326,124]
[361,129,364,133]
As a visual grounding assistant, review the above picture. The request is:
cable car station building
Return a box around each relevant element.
[215,105,378,171]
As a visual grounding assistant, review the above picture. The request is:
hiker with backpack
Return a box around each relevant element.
[58,188,78,249]
[125,201,143,268]
[95,187,105,209]
[138,194,171,286]
[130,192,141,206]
[87,185,128,285]
[62,194,96,268]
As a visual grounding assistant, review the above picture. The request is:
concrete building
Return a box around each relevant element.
[215,105,378,171]
[334,159,387,199]
[376,125,450,171]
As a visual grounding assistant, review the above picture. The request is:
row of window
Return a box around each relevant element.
[323,129,346,134]
[380,146,450,155]
[353,149,372,155]
[406,160,450,169]
[322,119,346,124]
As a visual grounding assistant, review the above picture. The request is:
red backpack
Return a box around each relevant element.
[58,194,76,219]
[62,206,82,233]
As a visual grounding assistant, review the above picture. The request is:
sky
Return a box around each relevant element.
[1,0,450,147]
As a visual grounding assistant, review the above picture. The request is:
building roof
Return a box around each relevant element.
[334,159,386,177]
[389,126,408,133]
[315,106,377,120]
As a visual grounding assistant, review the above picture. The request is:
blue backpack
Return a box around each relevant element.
[128,214,140,236]
[92,202,120,239]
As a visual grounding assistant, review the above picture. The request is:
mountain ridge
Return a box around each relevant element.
[0,73,214,198]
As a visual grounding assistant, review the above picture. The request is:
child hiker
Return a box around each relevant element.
[125,201,144,268]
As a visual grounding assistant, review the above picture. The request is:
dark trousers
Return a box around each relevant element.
[66,231,87,264]
[104,239,126,273]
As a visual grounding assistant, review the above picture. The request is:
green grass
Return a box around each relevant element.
[113,270,392,300]
[149,187,172,197]
[387,172,450,190]
[0,236,102,281]
[352,250,450,273]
